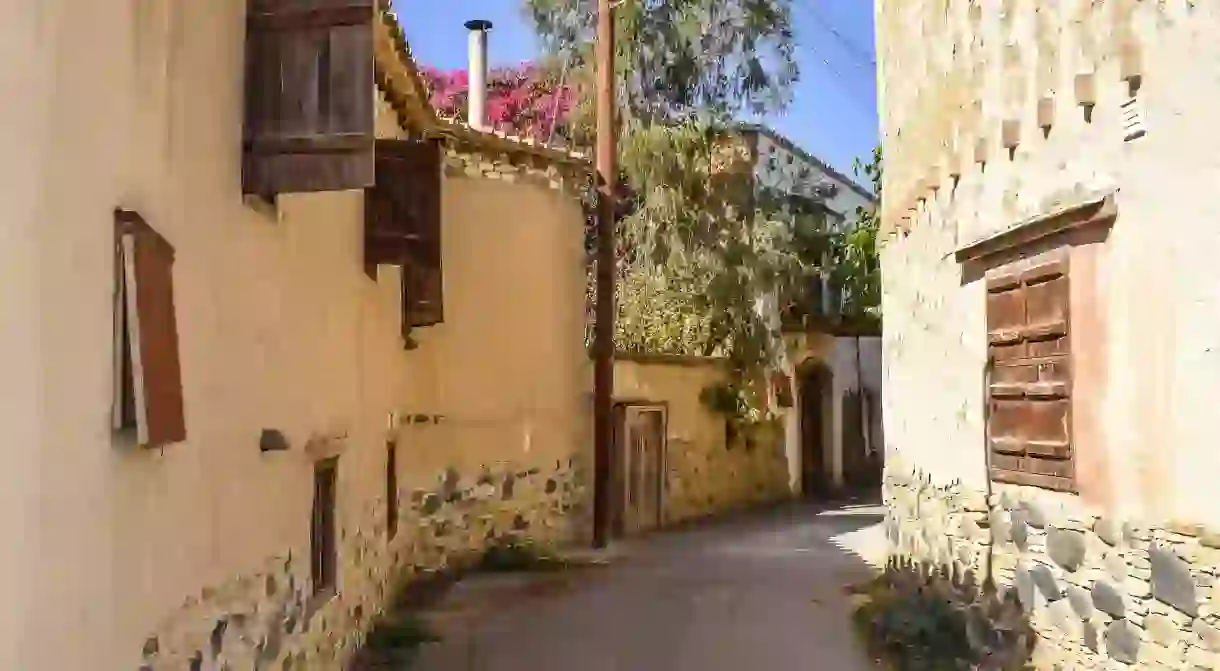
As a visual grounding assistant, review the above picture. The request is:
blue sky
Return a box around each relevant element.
[395,0,878,183]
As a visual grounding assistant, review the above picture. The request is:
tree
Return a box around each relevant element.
[525,0,814,425]
[828,146,882,323]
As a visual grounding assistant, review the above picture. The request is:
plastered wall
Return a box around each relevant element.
[877,0,1220,534]
[614,357,792,524]
[0,0,592,667]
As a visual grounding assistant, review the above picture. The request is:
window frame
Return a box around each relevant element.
[385,440,398,540]
[311,457,339,596]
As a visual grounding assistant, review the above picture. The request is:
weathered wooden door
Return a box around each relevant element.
[799,364,831,498]
[620,405,667,535]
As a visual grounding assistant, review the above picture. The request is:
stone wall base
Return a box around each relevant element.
[885,456,1220,669]
[137,460,586,670]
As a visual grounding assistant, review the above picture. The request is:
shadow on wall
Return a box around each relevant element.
[852,556,1036,670]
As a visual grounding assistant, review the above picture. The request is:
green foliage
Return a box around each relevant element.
[524,0,797,129]
[828,146,882,321]
[362,616,439,652]
[526,0,841,423]
[477,538,572,573]
[850,563,1036,671]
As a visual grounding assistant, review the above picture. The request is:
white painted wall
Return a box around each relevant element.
[878,0,1220,527]
[784,333,883,492]
[753,132,875,225]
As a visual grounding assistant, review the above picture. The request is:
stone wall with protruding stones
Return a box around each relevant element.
[885,453,1220,669]
[664,428,791,525]
[136,460,586,671]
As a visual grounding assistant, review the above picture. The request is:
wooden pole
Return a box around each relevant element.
[592,0,617,549]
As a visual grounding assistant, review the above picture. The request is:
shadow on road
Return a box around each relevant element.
[373,497,889,671]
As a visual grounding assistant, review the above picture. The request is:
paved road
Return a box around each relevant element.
[412,500,886,671]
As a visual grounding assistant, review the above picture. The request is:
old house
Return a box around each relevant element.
[611,126,880,534]
[877,0,1220,667]
[742,125,884,497]
[2,3,592,669]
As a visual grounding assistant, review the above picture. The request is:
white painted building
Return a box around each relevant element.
[735,125,884,496]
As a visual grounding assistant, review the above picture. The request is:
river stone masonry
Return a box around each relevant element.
[885,456,1220,669]
[136,460,586,671]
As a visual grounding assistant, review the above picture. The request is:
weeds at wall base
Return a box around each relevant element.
[848,557,1037,671]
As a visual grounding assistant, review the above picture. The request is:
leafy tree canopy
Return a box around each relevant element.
[520,0,828,423]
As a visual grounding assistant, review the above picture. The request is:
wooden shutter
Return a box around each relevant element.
[986,259,1073,491]
[364,140,441,265]
[115,210,186,448]
[363,139,444,329]
[242,0,376,196]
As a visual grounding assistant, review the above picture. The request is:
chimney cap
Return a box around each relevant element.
[464,19,493,31]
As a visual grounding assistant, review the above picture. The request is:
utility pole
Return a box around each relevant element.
[592,0,617,549]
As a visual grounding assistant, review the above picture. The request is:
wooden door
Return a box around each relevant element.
[799,365,831,497]
[621,405,667,535]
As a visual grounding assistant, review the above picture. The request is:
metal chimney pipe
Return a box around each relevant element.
[464,19,493,130]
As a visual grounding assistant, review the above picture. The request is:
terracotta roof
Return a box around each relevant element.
[374,5,591,169]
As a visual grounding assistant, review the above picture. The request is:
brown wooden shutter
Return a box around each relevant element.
[116,210,186,448]
[986,259,1073,491]
[364,140,441,265]
[363,139,444,329]
[242,0,376,196]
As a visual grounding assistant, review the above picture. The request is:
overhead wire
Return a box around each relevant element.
[799,0,877,69]
[792,0,878,113]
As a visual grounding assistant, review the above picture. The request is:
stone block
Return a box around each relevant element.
[1092,580,1126,619]
[1095,518,1124,547]
[1019,499,1048,529]
[1068,584,1096,618]
[1033,563,1065,601]
[1187,645,1220,669]
[1049,598,1085,640]
[1049,528,1088,572]
[1144,613,1182,647]
[1012,513,1030,551]
[1083,620,1100,652]
[1105,619,1141,664]
[1150,545,1199,617]
[1193,619,1220,651]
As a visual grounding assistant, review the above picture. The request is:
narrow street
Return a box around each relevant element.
[411,500,886,670]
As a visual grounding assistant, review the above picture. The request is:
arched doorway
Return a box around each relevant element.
[797,360,833,498]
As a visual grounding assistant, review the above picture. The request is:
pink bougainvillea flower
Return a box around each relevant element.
[418,62,574,142]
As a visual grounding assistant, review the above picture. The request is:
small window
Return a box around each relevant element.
[311,458,338,595]
[113,209,186,448]
[385,441,399,540]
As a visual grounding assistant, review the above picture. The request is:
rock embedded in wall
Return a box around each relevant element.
[137,459,586,670]
[885,454,1220,669]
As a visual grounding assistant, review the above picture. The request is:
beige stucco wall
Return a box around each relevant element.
[614,357,791,524]
[1,1,591,668]
[877,0,1220,528]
